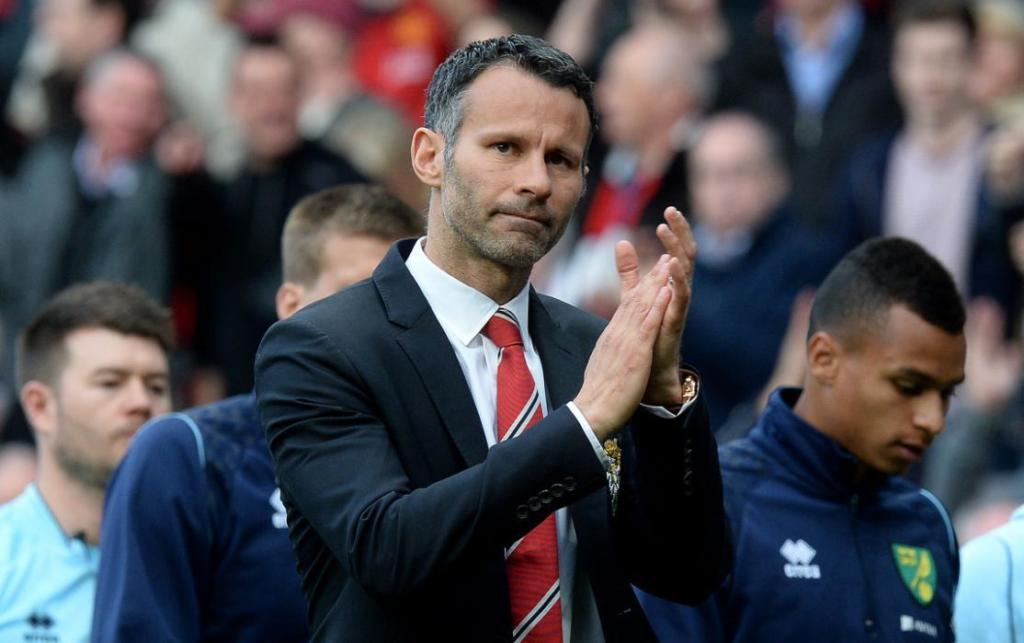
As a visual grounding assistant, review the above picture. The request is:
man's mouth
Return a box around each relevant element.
[894,441,927,463]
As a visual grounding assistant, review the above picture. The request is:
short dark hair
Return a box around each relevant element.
[282,183,425,286]
[809,237,965,344]
[16,282,173,388]
[423,34,597,162]
[894,0,977,44]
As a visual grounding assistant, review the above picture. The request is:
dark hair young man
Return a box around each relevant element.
[91,184,423,642]
[0,282,172,642]
[640,237,966,642]
[256,34,729,641]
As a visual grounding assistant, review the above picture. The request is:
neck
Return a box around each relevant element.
[795,2,844,50]
[634,131,680,180]
[248,139,300,172]
[792,384,836,443]
[422,230,531,305]
[906,110,979,157]
[35,457,104,545]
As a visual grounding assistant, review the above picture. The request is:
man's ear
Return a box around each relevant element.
[20,381,57,443]
[806,331,841,385]
[275,283,304,321]
[411,127,444,188]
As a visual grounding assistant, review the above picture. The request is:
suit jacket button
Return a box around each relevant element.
[550,483,564,498]
[539,490,553,505]
[516,505,530,520]
[564,476,577,492]
[528,496,542,512]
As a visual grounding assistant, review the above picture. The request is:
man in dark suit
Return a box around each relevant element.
[256,35,730,642]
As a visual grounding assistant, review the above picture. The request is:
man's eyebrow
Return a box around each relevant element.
[90,368,168,379]
[894,367,964,389]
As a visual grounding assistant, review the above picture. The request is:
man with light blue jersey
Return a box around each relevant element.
[92,184,424,642]
[0,282,172,643]
[955,504,1024,641]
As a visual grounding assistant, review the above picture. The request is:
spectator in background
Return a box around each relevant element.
[0,48,175,435]
[202,39,366,397]
[0,282,171,642]
[955,501,1024,641]
[639,238,966,642]
[276,7,424,208]
[923,298,1024,521]
[836,0,1019,317]
[0,0,34,176]
[545,23,708,313]
[680,112,838,433]
[92,184,424,643]
[6,0,143,140]
[970,0,1024,127]
[714,0,900,226]
[130,0,245,178]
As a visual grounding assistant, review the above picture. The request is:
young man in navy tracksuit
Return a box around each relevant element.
[91,185,424,642]
[639,237,966,641]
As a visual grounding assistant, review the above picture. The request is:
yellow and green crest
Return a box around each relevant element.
[892,544,936,606]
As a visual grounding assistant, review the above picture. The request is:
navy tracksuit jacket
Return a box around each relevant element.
[638,388,958,642]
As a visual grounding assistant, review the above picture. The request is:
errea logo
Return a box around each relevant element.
[780,539,821,579]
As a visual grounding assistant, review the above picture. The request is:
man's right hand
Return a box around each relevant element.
[573,252,673,441]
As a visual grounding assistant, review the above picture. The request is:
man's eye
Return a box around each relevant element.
[493,142,511,153]
[894,381,923,397]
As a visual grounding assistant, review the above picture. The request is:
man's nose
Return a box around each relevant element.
[123,378,158,417]
[514,151,553,201]
[913,391,946,437]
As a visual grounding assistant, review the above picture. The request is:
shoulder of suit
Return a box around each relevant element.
[534,293,606,336]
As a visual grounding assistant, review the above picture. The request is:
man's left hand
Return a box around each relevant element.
[616,207,696,407]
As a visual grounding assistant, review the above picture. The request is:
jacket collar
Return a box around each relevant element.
[752,388,887,500]
[372,239,587,466]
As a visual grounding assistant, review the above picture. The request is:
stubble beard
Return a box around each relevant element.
[440,161,572,270]
[52,412,116,493]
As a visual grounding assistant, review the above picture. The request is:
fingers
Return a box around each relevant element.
[641,286,673,336]
[656,207,697,269]
[615,240,641,293]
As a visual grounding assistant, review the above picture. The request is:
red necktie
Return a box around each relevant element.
[483,308,563,643]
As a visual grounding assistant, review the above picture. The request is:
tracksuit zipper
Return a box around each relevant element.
[851,492,880,639]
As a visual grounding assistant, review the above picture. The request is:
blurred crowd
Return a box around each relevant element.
[3,0,1024,550]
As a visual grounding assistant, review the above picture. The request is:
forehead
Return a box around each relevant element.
[855,305,965,382]
[458,65,590,150]
[896,21,971,51]
[236,49,296,83]
[61,327,168,374]
[693,121,769,167]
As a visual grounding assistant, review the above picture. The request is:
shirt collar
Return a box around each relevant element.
[18,483,97,553]
[405,237,532,346]
[72,136,141,199]
[776,1,863,57]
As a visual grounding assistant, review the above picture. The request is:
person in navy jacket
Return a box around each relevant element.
[639,237,966,642]
[91,184,425,642]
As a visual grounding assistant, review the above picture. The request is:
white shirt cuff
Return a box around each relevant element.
[566,401,612,471]
[639,395,697,419]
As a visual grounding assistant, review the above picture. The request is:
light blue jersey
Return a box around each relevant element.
[0,483,99,643]
[955,504,1024,642]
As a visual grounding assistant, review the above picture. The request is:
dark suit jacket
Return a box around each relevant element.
[255,239,730,641]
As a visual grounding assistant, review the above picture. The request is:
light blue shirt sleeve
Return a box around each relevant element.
[955,512,1024,642]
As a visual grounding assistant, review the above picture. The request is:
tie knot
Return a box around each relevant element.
[482,308,524,349]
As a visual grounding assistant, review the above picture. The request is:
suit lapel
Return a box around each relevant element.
[528,290,588,410]
[374,240,489,467]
